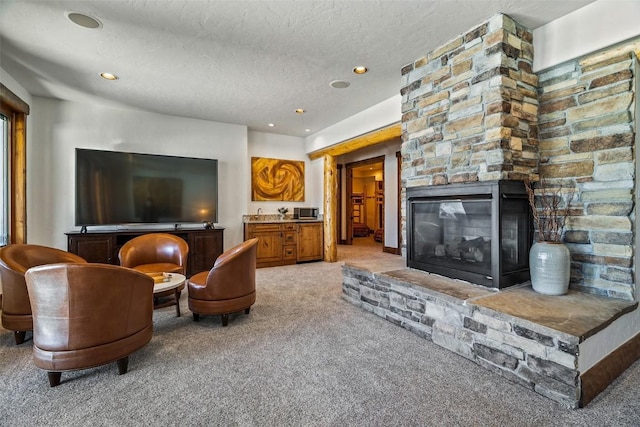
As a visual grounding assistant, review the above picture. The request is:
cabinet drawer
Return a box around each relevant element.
[283,246,296,260]
[282,223,297,231]
[283,231,297,245]
[248,224,281,232]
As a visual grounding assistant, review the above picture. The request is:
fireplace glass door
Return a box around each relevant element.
[407,181,531,289]
[412,199,493,276]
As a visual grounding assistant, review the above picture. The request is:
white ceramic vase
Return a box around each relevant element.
[529,241,571,295]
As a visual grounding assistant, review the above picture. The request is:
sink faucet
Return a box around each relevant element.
[257,208,263,215]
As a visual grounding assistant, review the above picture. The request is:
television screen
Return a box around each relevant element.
[75,149,218,226]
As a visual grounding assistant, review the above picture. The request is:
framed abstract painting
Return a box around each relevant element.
[251,157,305,201]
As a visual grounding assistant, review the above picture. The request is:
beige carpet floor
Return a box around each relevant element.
[1,240,639,426]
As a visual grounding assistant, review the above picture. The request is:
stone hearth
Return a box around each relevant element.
[342,261,638,408]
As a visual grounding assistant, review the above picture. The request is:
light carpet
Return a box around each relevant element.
[1,239,639,426]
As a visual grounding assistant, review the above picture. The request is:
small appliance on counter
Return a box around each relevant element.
[293,207,319,220]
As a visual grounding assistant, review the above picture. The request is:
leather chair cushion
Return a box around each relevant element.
[132,263,183,275]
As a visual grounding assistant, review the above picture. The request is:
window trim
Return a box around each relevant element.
[1,83,29,244]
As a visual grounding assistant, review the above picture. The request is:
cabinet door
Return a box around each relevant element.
[69,235,115,264]
[245,224,284,267]
[297,223,323,262]
[252,231,283,265]
[188,231,224,276]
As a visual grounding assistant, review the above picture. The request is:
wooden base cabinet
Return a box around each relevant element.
[244,221,323,268]
[66,228,224,277]
[247,223,287,266]
[187,231,225,274]
[297,223,323,262]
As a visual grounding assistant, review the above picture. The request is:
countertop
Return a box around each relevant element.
[242,214,322,223]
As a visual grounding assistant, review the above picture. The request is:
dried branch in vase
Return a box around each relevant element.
[524,178,576,243]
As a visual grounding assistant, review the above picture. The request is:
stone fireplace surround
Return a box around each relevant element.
[342,14,640,408]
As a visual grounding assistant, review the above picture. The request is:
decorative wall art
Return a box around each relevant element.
[251,157,305,201]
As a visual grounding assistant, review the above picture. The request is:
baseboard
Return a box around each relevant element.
[383,246,400,255]
[580,332,640,407]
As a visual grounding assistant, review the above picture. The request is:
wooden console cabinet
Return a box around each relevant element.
[66,228,224,277]
[244,221,323,268]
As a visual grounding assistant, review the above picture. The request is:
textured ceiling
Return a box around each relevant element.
[0,0,597,137]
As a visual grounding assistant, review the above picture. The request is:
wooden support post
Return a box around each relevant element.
[12,113,27,244]
[323,154,337,262]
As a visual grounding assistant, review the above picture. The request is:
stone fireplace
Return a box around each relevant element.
[399,13,636,300]
[406,180,530,288]
[343,12,639,409]
[400,14,538,288]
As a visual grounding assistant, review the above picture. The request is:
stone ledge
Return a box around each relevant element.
[342,262,638,408]
[472,285,637,342]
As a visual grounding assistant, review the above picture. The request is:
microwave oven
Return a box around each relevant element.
[294,207,319,219]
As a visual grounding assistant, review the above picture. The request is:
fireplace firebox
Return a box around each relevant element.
[406,181,531,289]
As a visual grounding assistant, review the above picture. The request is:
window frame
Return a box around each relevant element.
[0,83,29,245]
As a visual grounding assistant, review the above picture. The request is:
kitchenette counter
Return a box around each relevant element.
[243,215,324,267]
[242,214,322,223]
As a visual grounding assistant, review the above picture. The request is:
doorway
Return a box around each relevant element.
[345,156,384,246]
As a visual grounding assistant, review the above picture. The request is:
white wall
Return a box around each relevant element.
[1,66,32,107]
[247,131,321,214]
[533,0,640,72]
[304,95,401,153]
[29,97,248,250]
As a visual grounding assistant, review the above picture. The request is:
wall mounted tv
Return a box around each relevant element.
[75,148,218,227]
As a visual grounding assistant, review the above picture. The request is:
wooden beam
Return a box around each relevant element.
[323,154,338,262]
[308,123,401,161]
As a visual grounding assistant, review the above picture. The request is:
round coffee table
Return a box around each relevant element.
[152,273,186,317]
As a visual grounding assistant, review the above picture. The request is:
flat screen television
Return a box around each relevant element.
[75,148,218,226]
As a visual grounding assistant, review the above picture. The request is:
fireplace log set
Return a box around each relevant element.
[435,236,491,263]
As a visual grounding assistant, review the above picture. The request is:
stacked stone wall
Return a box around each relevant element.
[538,48,638,300]
[343,265,581,408]
[400,14,538,189]
[399,9,639,300]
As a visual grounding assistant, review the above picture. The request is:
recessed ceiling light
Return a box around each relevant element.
[268,123,275,127]
[330,80,350,89]
[295,109,305,114]
[100,72,119,80]
[66,11,102,29]
[353,66,368,75]
[305,129,311,132]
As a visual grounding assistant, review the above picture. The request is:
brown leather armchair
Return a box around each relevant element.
[118,233,189,301]
[0,244,87,345]
[24,263,154,387]
[118,233,189,275]
[187,238,258,326]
